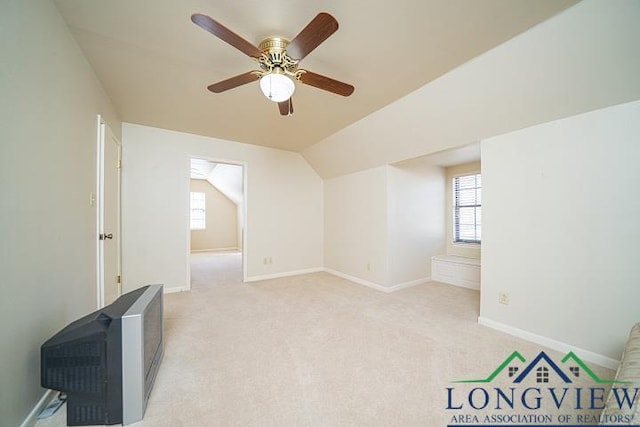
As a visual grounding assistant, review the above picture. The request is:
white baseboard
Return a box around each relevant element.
[434,277,480,290]
[190,247,239,253]
[324,269,430,293]
[246,267,324,282]
[324,269,389,292]
[478,316,619,370]
[20,389,56,427]
[387,276,431,292]
[163,286,190,294]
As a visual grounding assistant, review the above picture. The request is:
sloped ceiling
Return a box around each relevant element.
[53,0,578,152]
[191,159,244,205]
[304,0,640,178]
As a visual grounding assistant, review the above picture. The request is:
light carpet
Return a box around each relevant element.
[35,252,614,426]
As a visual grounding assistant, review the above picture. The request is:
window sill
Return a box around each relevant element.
[452,241,481,246]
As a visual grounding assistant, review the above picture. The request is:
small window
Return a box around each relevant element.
[190,192,206,230]
[536,366,549,383]
[453,173,481,244]
[569,367,580,378]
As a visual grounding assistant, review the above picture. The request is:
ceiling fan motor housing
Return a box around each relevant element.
[257,37,300,77]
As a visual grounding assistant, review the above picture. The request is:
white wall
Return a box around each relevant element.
[121,124,323,291]
[388,160,446,285]
[324,167,389,287]
[303,0,640,179]
[324,162,446,290]
[480,100,640,362]
[0,1,120,425]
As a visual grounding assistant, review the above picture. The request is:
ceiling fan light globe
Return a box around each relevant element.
[259,73,295,103]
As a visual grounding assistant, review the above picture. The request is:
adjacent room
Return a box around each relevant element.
[189,158,245,286]
[2,1,639,426]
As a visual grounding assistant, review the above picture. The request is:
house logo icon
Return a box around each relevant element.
[446,351,636,426]
[453,350,626,385]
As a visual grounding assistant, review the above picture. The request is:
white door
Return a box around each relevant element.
[97,116,122,307]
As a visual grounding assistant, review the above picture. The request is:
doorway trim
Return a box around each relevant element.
[96,114,122,308]
[186,155,248,288]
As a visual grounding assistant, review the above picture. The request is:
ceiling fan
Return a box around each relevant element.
[191,12,355,116]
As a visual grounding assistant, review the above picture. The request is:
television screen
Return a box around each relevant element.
[143,292,162,385]
[143,294,163,404]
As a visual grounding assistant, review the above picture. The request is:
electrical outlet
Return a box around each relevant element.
[499,292,510,305]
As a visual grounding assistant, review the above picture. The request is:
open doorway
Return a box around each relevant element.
[188,158,246,288]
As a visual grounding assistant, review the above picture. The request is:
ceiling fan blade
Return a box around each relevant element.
[286,13,338,61]
[191,13,262,58]
[299,70,354,97]
[207,71,260,93]
[278,98,294,116]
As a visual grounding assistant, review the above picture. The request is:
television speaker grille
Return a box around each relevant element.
[43,340,104,393]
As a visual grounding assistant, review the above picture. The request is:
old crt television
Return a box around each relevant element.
[41,284,164,426]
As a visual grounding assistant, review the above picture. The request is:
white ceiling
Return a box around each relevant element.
[54,0,578,152]
[393,142,481,168]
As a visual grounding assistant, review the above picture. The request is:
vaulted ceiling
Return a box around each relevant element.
[53,0,578,152]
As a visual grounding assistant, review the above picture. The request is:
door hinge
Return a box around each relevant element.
[116,275,121,284]
[116,159,122,169]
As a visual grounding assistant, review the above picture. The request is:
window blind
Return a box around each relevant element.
[454,173,481,243]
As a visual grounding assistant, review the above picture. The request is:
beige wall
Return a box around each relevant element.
[190,179,238,251]
[445,161,481,259]
[0,1,120,425]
